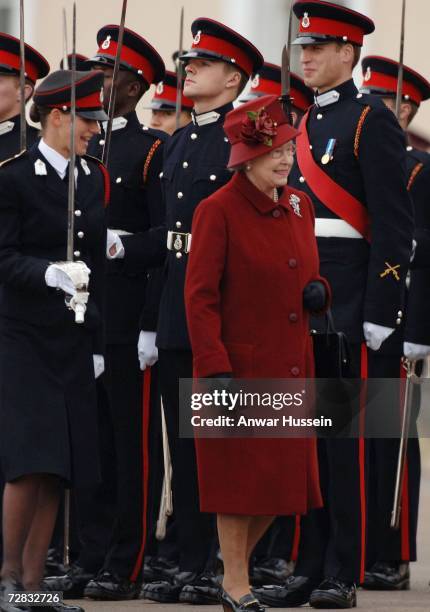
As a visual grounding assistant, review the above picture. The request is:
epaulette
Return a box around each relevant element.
[83,154,110,207]
[0,149,27,168]
[407,147,430,166]
[353,92,387,110]
[139,124,168,142]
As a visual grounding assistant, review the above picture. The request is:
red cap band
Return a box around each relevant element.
[299,16,365,45]
[191,33,253,76]
[0,49,38,82]
[251,77,281,96]
[97,39,155,84]
[153,82,193,108]
[364,71,422,105]
[47,89,103,111]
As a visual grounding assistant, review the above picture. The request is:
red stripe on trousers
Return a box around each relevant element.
[130,367,152,582]
[359,343,368,584]
[290,514,301,562]
[399,363,410,561]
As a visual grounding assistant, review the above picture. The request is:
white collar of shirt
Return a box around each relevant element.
[38,139,70,179]
[314,89,341,108]
[191,110,221,126]
[102,116,128,132]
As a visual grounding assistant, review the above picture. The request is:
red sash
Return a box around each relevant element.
[296,109,371,242]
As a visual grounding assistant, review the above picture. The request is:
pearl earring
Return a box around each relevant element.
[246,164,252,171]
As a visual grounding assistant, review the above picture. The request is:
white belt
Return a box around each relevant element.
[167,230,192,254]
[109,228,134,236]
[315,218,363,239]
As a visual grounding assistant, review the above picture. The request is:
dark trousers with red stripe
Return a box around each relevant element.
[100,343,161,580]
[295,343,368,584]
[365,354,420,566]
[158,349,216,574]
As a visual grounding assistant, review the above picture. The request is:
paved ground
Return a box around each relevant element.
[71,444,430,611]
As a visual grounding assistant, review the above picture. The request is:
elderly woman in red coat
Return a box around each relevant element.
[185,95,330,612]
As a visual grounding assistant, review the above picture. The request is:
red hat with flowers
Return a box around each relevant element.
[224,94,300,168]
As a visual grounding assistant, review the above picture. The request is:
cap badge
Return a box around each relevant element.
[302,12,310,28]
[34,159,47,176]
[364,66,372,82]
[156,81,164,95]
[99,87,104,103]
[251,74,260,89]
[101,35,111,50]
[289,194,302,217]
[193,30,202,45]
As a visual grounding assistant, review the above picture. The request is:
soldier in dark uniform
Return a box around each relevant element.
[148,69,193,135]
[0,69,108,612]
[141,18,263,605]
[78,25,167,601]
[254,1,413,608]
[0,32,49,160]
[358,55,430,591]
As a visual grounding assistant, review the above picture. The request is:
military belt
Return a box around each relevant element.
[315,218,363,239]
[167,230,192,254]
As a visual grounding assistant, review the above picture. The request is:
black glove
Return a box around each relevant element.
[303,280,327,313]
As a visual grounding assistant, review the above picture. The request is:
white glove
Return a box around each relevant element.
[403,342,430,361]
[363,321,395,351]
[45,261,90,296]
[138,331,158,370]
[93,354,105,379]
[107,229,124,260]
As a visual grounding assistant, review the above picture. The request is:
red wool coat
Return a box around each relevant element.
[185,171,329,515]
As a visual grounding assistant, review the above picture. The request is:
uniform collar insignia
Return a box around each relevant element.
[314,90,341,108]
[102,116,128,132]
[80,158,91,175]
[34,158,47,176]
[0,120,15,136]
[192,110,221,126]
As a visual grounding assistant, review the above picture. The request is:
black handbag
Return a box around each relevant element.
[310,309,351,378]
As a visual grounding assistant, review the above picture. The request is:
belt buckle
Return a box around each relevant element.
[167,231,191,254]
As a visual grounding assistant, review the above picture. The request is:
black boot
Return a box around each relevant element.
[363,561,410,590]
[253,575,318,608]
[44,564,95,599]
[83,570,140,600]
[179,572,221,604]
[250,558,292,587]
[309,578,357,609]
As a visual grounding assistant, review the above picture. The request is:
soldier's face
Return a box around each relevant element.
[149,109,191,135]
[0,75,21,121]
[183,59,234,100]
[57,113,100,156]
[300,43,348,91]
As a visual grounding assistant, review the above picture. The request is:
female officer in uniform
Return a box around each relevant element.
[185,95,330,612]
[0,70,108,612]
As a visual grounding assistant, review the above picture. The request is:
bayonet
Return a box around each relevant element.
[19,0,26,151]
[175,7,185,131]
[395,0,407,120]
[102,0,128,166]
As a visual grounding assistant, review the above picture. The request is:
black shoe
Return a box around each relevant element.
[309,578,357,609]
[253,575,318,608]
[44,564,95,599]
[143,557,179,583]
[220,589,265,612]
[44,549,68,578]
[362,561,410,591]
[250,558,293,587]
[179,572,221,604]
[0,577,29,612]
[83,570,140,601]
[141,571,197,603]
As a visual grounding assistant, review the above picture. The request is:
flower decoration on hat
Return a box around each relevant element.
[240,108,278,147]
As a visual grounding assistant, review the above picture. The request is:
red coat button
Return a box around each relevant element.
[291,367,300,376]
[272,209,281,218]
[289,313,298,322]
[288,258,297,268]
